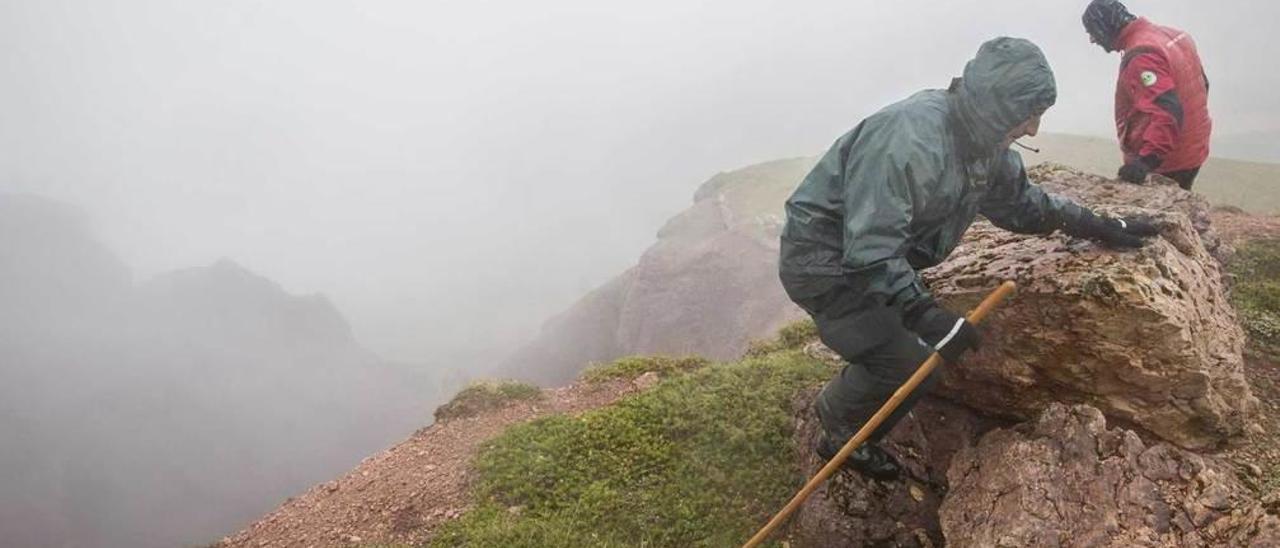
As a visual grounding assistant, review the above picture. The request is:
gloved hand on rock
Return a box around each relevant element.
[1069,210,1161,249]
[1117,155,1162,184]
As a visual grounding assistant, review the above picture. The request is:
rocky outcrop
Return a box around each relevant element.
[501,158,814,385]
[140,258,367,358]
[499,270,639,384]
[924,164,1255,449]
[941,404,1280,547]
[789,389,1006,547]
[785,164,1272,545]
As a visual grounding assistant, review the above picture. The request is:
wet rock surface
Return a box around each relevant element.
[940,404,1280,547]
[1028,163,1224,260]
[925,164,1255,449]
[788,165,1275,546]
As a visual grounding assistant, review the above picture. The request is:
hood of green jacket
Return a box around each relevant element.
[951,37,1058,158]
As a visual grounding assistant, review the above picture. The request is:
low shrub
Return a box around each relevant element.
[433,380,544,421]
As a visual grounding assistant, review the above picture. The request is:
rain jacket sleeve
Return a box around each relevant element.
[979,149,1085,234]
[1120,52,1182,161]
[838,120,937,312]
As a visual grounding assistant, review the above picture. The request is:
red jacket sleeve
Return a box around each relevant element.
[1120,52,1182,160]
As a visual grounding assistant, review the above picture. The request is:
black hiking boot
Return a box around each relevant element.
[816,435,902,482]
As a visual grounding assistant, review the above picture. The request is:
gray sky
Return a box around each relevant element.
[2,0,1276,366]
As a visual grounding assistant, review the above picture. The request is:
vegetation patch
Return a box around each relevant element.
[430,347,830,547]
[744,319,817,358]
[1224,237,1280,497]
[580,355,709,384]
[1228,238,1280,355]
[433,380,544,422]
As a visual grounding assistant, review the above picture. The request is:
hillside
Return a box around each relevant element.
[495,157,817,385]
[223,225,1280,545]
[224,161,1280,546]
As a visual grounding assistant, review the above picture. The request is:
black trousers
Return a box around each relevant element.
[1162,166,1201,191]
[785,277,937,445]
[813,324,936,444]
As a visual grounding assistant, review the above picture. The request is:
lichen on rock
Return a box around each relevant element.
[924,163,1255,449]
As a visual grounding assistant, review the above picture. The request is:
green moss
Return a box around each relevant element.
[433,380,544,421]
[1229,239,1280,354]
[430,350,829,547]
[744,319,817,358]
[580,355,709,384]
[693,157,816,220]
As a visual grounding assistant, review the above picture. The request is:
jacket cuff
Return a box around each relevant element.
[1138,154,1163,171]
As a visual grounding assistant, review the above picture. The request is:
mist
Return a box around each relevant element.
[3,1,1275,366]
[2,1,1278,546]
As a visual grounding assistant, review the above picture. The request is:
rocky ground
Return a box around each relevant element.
[1231,350,1280,501]
[788,387,1004,547]
[218,377,649,547]
[941,404,1280,547]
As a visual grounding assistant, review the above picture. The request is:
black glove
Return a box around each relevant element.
[1069,210,1161,249]
[904,299,981,364]
[1117,155,1162,184]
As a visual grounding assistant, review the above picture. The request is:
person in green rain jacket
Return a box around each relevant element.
[779,37,1159,481]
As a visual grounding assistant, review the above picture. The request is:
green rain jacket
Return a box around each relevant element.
[779,37,1088,357]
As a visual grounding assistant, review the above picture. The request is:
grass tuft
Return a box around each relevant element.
[744,319,817,358]
[1229,239,1280,355]
[434,380,544,422]
[580,355,709,384]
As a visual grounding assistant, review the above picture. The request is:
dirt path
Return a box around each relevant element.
[219,379,640,547]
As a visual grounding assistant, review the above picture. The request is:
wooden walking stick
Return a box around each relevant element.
[743,281,1017,548]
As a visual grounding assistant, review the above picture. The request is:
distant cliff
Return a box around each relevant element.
[497,158,815,385]
[0,193,431,548]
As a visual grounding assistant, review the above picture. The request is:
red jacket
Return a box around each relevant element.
[1113,18,1212,173]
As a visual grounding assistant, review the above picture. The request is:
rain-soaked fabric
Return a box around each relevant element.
[1113,18,1211,174]
[814,321,937,444]
[780,37,1082,359]
[780,37,1091,449]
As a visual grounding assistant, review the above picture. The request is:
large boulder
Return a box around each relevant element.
[923,163,1255,449]
[941,404,1280,547]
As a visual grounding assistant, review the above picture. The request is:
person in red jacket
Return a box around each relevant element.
[1083,0,1212,190]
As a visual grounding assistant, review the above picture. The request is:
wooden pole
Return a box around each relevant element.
[742,281,1017,548]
